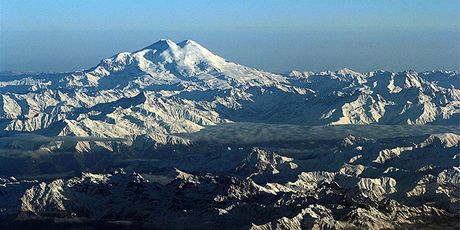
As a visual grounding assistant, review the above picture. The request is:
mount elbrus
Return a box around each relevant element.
[0,40,459,229]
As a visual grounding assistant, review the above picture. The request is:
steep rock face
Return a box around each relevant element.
[250,205,342,230]
[235,147,298,180]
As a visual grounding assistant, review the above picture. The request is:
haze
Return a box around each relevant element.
[0,0,458,73]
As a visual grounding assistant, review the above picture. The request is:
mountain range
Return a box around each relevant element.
[0,39,458,152]
[0,39,458,229]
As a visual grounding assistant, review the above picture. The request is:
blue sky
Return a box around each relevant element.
[1,0,459,72]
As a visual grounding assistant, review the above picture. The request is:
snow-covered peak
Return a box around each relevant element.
[177,39,203,48]
[91,39,223,77]
[80,39,287,90]
[99,39,224,74]
[142,39,178,51]
[336,68,360,76]
[137,39,221,63]
[142,39,204,51]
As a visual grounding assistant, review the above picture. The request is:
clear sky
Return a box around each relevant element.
[1,0,459,73]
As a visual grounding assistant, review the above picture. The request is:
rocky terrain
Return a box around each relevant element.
[0,39,458,229]
[1,132,459,229]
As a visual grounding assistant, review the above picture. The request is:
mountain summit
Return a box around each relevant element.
[143,39,178,50]
[78,39,286,89]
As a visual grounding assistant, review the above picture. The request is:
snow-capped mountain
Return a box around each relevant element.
[0,39,458,153]
[77,39,287,89]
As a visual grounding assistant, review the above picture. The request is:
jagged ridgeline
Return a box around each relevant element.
[0,40,459,229]
[0,39,458,152]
